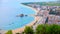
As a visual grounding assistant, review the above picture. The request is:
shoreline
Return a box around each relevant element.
[12,4,40,34]
[12,16,40,34]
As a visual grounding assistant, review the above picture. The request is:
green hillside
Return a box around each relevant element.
[22,2,60,6]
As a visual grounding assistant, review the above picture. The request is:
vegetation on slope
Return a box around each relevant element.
[24,26,34,34]
[22,2,60,6]
[5,24,60,34]
[24,24,60,34]
[5,30,12,34]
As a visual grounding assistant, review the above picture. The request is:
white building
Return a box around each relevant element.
[48,15,60,24]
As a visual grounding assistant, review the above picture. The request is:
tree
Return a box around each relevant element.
[16,33,20,34]
[36,24,45,34]
[49,24,60,34]
[24,26,34,34]
[5,30,12,34]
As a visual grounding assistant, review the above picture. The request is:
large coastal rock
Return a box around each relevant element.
[16,14,28,17]
[20,14,24,17]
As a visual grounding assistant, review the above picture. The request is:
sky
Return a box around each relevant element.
[18,0,57,3]
[0,0,57,3]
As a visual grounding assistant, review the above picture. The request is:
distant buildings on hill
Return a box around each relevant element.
[23,3,60,24]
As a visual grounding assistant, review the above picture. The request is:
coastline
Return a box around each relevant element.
[12,4,40,34]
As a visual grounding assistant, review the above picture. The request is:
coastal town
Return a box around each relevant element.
[12,3,60,34]
[0,2,60,34]
[27,4,60,24]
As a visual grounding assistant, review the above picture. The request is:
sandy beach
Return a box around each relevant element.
[12,4,41,34]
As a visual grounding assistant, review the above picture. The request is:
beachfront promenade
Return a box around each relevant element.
[33,9,50,30]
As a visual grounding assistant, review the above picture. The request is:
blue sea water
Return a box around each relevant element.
[0,0,35,30]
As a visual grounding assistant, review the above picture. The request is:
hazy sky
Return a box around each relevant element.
[18,0,57,3]
[0,0,57,3]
